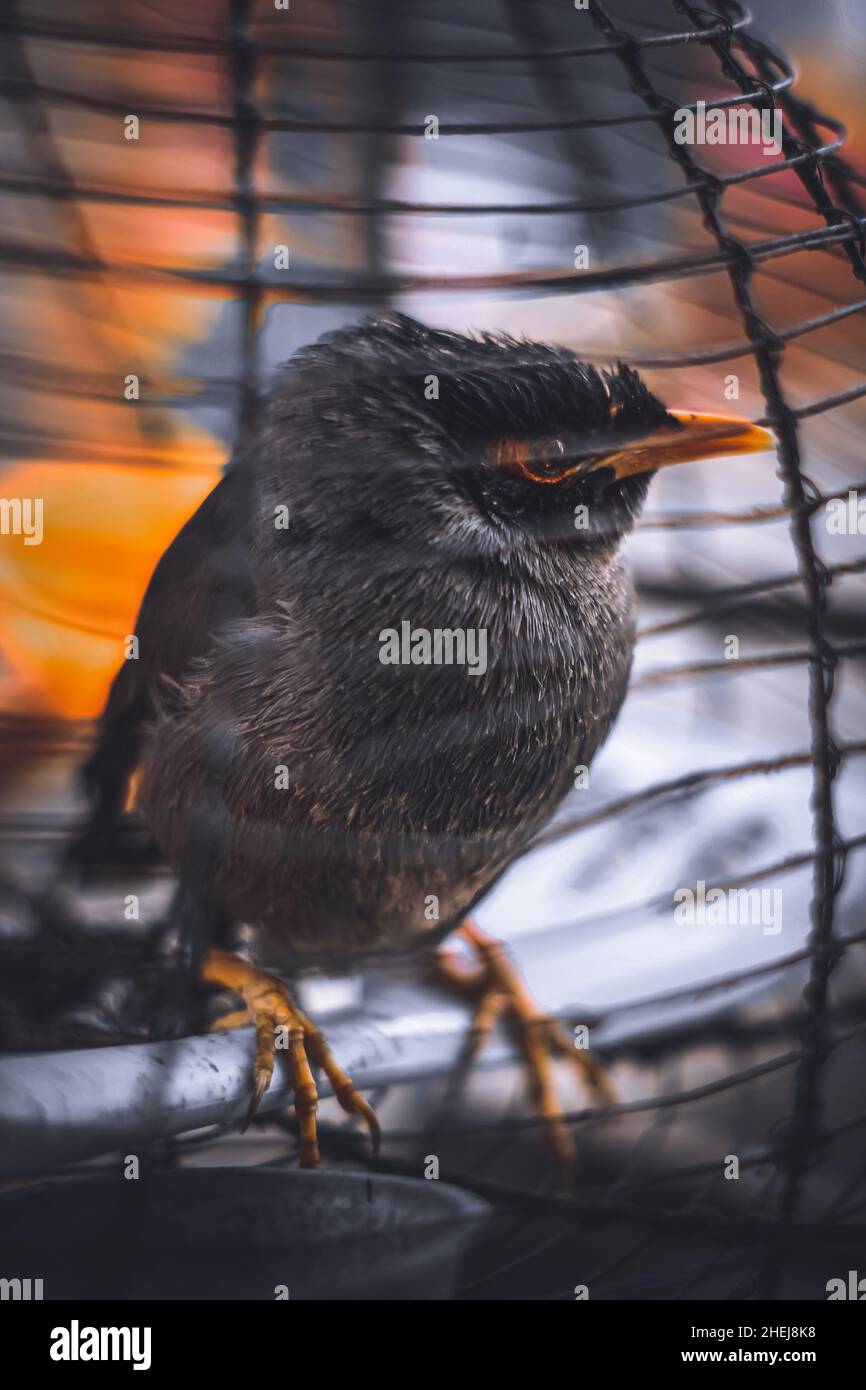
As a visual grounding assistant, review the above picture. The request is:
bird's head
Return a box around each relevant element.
[265,313,773,565]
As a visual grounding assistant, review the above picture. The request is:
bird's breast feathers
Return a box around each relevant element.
[141,554,635,957]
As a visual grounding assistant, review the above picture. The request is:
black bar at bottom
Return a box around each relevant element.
[2,1298,861,1372]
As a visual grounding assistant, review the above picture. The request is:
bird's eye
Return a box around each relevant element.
[490,435,577,485]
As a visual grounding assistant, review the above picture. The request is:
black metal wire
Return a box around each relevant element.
[0,4,754,59]
[670,0,852,1290]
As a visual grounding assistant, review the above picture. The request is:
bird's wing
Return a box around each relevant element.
[81,465,249,817]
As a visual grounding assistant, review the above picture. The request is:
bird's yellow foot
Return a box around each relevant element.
[203,948,380,1167]
[432,921,615,1185]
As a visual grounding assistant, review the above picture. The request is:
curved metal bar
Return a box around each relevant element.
[0,919,776,1179]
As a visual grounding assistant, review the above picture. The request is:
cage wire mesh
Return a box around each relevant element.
[0,0,865,1300]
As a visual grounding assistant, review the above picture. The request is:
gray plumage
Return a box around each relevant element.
[84,315,669,965]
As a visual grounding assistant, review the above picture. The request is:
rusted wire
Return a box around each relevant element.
[0,5,754,59]
[383,1017,866,1142]
[0,217,861,298]
[637,557,866,639]
[667,0,854,1295]
[639,473,866,530]
[533,742,866,849]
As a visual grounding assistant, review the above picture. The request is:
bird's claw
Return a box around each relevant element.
[204,949,378,1165]
[434,920,617,1189]
[242,1067,271,1133]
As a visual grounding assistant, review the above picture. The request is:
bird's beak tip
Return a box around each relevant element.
[596,410,776,480]
[666,409,776,458]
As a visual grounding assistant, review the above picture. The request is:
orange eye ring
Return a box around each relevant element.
[491,436,586,486]
[490,410,775,485]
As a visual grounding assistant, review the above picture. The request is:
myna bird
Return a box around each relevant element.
[76,313,774,1177]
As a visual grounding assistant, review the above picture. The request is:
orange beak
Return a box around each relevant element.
[589,410,776,480]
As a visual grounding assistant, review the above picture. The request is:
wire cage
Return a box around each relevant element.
[0,0,865,1301]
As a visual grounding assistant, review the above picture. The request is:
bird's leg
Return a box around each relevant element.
[431,920,615,1184]
[203,949,379,1167]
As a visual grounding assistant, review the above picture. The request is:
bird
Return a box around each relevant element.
[73,312,773,1177]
